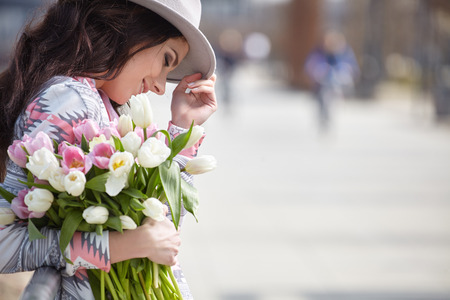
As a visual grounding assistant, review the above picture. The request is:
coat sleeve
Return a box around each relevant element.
[0,78,111,276]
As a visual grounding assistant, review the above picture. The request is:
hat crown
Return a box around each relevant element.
[164,0,201,27]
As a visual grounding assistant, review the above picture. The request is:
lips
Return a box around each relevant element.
[140,80,149,94]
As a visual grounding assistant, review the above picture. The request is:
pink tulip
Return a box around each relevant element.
[23,132,54,155]
[10,188,45,219]
[135,123,159,144]
[61,146,92,174]
[7,139,28,168]
[73,119,100,144]
[88,143,116,169]
[99,122,121,140]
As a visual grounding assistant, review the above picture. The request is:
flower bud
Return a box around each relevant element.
[117,114,134,137]
[119,215,137,230]
[24,188,54,213]
[137,137,171,168]
[129,94,153,129]
[142,198,165,221]
[82,206,109,224]
[185,155,217,175]
[122,131,142,157]
[0,208,16,225]
[48,167,66,192]
[64,170,86,196]
[184,125,204,149]
[26,148,59,181]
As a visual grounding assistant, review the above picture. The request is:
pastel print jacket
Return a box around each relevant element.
[0,76,201,299]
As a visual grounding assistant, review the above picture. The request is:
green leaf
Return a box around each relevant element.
[105,216,122,233]
[53,139,60,153]
[56,198,84,210]
[136,167,146,189]
[112,135,124,152]
[85,172,110,192]
[77,220,96,232]
[18,180,59,193]
[28,218,47,241]
[145,168,160,196]
[159,161,181,228]
[181,180,200,222]
[121,188,147,199]
[127,163,136,187]
[0,186,16,203]
[60,210,84,263]
[170,121,194,159]
[116,193,131,215]
[130,198,145,211]
[87,270,102,300]
[81,134,89,153]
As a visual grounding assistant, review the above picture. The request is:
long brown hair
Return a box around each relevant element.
[0,0,183,181]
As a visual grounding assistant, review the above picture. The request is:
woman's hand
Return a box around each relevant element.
[109,207,181,266]
[171,73,217,129]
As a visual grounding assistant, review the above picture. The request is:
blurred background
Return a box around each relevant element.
[1,0,450,299]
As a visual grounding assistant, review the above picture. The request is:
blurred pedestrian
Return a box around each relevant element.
[305,30,359,130]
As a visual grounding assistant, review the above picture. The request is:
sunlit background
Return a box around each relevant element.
[1,0,450,299]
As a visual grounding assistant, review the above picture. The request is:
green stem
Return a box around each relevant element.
[154,287,164,300]
[104,271,119,300]
[138,272,151,300]
[100,270,105,300]
[159,270,175,293]
[47,206,61,226]
[167,265,183,300]
[152,262,159,288]
[143,127,147,142]
[109,266,125,298]
[160,280,171,299]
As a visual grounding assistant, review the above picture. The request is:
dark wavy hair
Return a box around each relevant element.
[0,0,184,181]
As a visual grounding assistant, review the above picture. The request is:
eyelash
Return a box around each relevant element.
[164,54,170,67]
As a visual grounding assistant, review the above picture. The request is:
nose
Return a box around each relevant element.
[151,78,165,95]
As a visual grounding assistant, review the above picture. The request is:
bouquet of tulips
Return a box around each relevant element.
[0,93,217,300]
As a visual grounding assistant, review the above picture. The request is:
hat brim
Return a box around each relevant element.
[129,0,216,83]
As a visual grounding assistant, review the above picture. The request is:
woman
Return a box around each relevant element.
[0,0,217,298]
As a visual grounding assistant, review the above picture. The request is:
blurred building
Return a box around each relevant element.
[201,0,450,119]
[0,0,448,118]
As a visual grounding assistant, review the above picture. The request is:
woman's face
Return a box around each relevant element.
[98,37,189,105]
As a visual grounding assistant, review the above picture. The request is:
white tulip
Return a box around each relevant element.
[119,215,137,230]
[117,114,134,137]
[129,93,153,129]
[108,152,134,177]
[48,167,66,192]
[89,134,115,152]
[0,208,16,225]
[184,125,204,149]
[26,148,59,181]
[142,198,166,221]
[82,206,109,225]
[24,188,54,212]
[137,137,171,168]
[64,170,86,196]
[121,131,142,157]
[185,155,217,175]
[105,151,134,196]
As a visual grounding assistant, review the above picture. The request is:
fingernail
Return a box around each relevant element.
[187,82,195,87]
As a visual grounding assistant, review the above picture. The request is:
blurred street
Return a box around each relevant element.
[0,62,450,300]
[174,63,450,300]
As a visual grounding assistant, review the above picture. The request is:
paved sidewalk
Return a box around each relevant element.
[176,63,450,300]
[1,63,449,300]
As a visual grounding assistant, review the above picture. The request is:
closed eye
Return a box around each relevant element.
[164,54,171,67]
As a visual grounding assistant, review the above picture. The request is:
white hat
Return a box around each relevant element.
[129,0,216,82]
